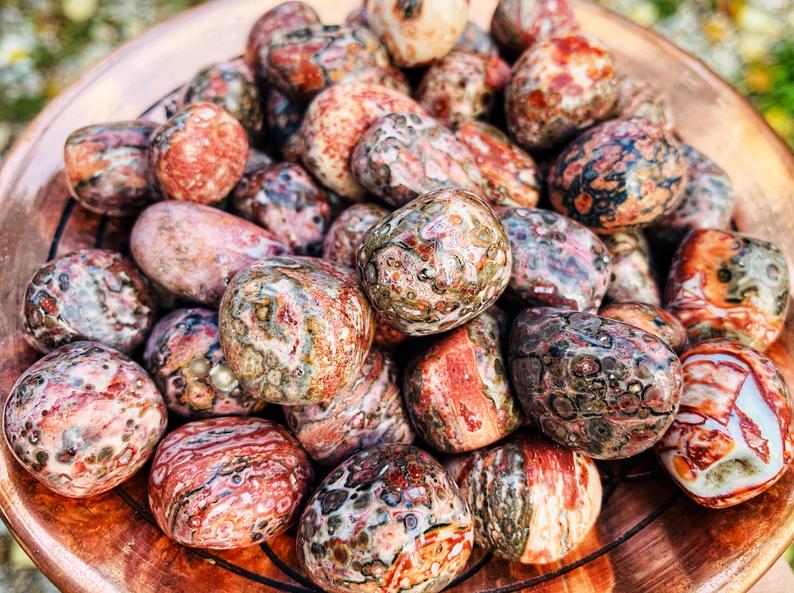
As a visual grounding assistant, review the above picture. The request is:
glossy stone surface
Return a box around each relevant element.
[651,144,736,245]
[143,308,261,419]
[454,21,498,56]
[131,201,289,306]
[357,189,511,336]
[665,229,789,351]
[549,118,688,231]
[656,340,794,508]
[265,88,305,162]
[264,24,390,101]
[509,308,683,459]
[365,0,469,67]
[219,256,374,405]
[456,121,540,209]
[491,0,580,56]
[602,230,661,306]
[600,302,688,353]
[233,161,330,256]
[297,443,473,593]
[404,308,522,453]
[285,348,414,466]
[417,50,510,129]
[180,59,264,136]
[149,102,249,205]
[4,341,166,498]
[301,82,424,200]
[244,1,320,79]
[23,249,156,354]
[506,34,617,151]
[148,417,313,549]
[63,121,158,217]
[613,75,674,131]
[450,433,601,563]
[499,208,611,312]
[351,112,485,208]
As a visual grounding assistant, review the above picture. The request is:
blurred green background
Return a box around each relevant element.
[0,0,793,591]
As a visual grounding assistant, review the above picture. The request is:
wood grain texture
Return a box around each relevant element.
[0,1,793,592]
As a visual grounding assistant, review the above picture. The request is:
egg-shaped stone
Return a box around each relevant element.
[506,34,617,151]
[417,50,510,129]
[549,118,688,231]
[451,432,601,563]
[602,230,661,306]
[655,339,794,508]
[365,0,469,67]
[357,189,511,336]
[600,302,688,353]
[245,1,320,79]
[23,249,157,354]
[302,82,425,200]
[455,21,499,55]
[4,341,167,498]
[491,0,580,57]
[219,256,374,405]
[266,88,305,162]
[613,75,674,131]
[143,308,261,418]
[351,112,485,208]
[285,348,414,466]
[498,208,611,312]
[650,144,735,245]
[149,102,249,205]
[297,443,473,593]
[233,161,330,256]
[265,24,390,101]
[456,121,541,209]
[64,120,158,217]
[323,203,389,267]
[148,417,314,548]
[509,308,683,459]
[664,229,789,351]
[180,59,264,137]
[131,201,289,306]
[404,308,522,452]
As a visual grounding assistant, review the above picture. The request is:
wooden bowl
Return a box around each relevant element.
[1,1,793,592]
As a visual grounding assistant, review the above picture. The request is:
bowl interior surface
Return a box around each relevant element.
[0,1,793,593]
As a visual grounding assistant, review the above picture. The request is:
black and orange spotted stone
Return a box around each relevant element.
[491,0,580,57]
[600,302,688,353]
[265,88,305,162]
[509,308,683,459]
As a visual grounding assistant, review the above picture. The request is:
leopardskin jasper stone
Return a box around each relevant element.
[450,433,601,563]
[301,82,425,200]
[285,347,414,466]
[454,21,498,56]
[509,308,683,459]
[600,302,688,353]
[180,59,264,137]
[357,189,511,336]
[148,417,313,548]
[23,249,157,354]
[297,443,473,593]
[664,229,789,351]
[491,0,580,57]
[63,120,158,216]
[613,75,674,131]
[4,341,167,498]
[265,89,305,162]
[403,308,523,453]
[456,121,541,209]
[265,25,391,101]
[651,144,736,245]
[149,102,248,205]
[506,34,617,151]
[365,0,469,67]
[602,230,661,306]
[417,50,511,129]
[144,308,262,419]
[655,340,794,508]
[498,208,611,312]
[219,256,374,405]
[351,112,485,208]
[233,161,330,256]
[549,118,688,231]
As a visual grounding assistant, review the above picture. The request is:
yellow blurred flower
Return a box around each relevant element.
[764,107,794,140]
[703,16,729,43]
[62,0,99,23]
[745,64,773,93]
[628,2,660,27]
